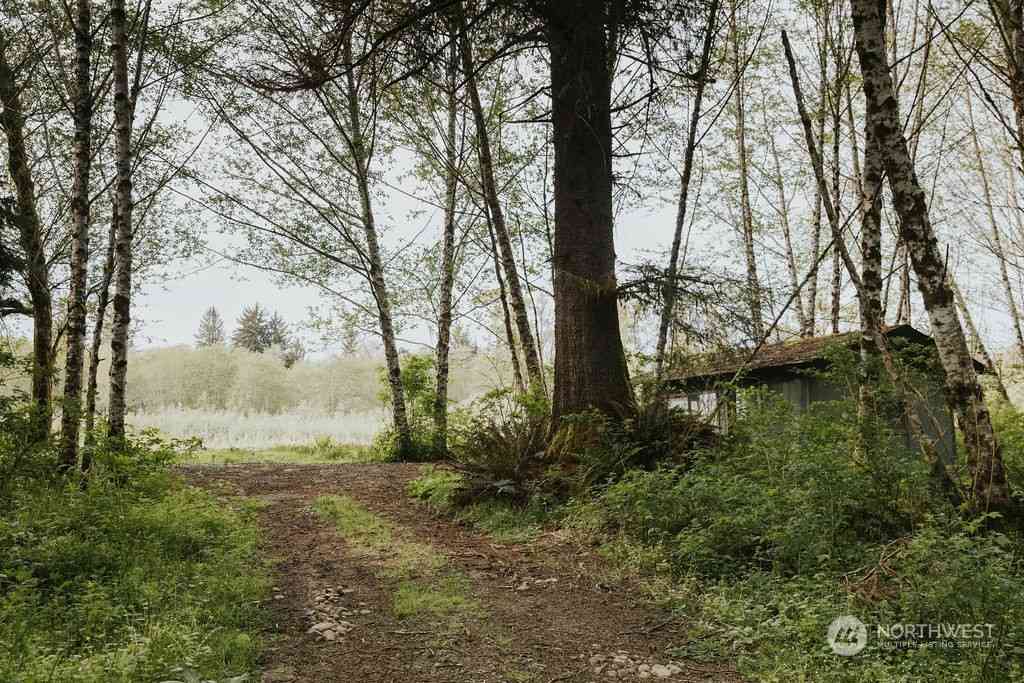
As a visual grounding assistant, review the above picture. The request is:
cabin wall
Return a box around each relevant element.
[668,372,957,462]
[774,377,810,410]
[907,388,957,464]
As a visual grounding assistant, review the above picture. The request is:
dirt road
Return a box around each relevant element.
[182,463,739,683]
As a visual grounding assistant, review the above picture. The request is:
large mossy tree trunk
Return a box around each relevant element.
[851,0,1012,511]
[546,0,633,424]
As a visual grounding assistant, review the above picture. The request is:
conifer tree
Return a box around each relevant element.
[265,311,289,348]
[232,304,271,352]
[195,306,226,347]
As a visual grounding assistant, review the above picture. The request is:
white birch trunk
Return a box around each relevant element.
[851,0,1012,510]
[61,0,94,465]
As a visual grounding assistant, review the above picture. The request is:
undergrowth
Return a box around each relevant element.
[0,422,269,682]
[408,465,554,543]
[407,362,1024,681]
[569,390,1024,682]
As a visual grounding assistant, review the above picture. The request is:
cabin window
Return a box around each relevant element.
[669,391,718,420]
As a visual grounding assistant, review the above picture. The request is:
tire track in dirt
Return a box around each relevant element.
[182,463,740,683]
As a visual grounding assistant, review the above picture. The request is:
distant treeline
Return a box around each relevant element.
[0,342,508,416]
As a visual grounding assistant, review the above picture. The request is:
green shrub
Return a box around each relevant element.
[992,401,1024,489]
[672,515,1024,682]
[446,388,550,501]
[0,408,59,505]
[591,389,936,577]
[407,465,556,543]
[547,397,717,495]
[373,354,443,461]
[407,465,466,507]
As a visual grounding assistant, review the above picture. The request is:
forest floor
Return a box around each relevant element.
[180,463,741,683]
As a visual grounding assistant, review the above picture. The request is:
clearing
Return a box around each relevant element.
[181,463,741,683]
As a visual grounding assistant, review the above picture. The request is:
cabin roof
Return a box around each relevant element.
[664,324,969,386]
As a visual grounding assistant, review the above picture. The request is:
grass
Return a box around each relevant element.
[180,438,382,465]
[458,500,546,543]
[312,494,479,619]
[312,494,395,549]
[392,576,477,618]
[0,470,270,682]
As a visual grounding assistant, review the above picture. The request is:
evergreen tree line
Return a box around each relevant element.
[196,305,305,368]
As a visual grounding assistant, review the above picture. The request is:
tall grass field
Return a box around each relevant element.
[129,407,387,448]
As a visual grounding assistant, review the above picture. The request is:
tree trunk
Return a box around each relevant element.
[851,0,1012,511]
[61,0,94,467]
[655,0,719,379]
[433,34,459,456]
[456,11,543,391]
[803,48,829,338]
[0,40,53,442]
[1004,137,1024,279]
[729,12,764,340]
[860,128,884,335]
[896,244,912,323]
[830,102,843,334]
[547,0,633,422]
[341,34,412,455]
[858,124,884,452]
[83,217,117,465]
[990,0,1024,174]
[487,209,526,393]
[107,0,134,442]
